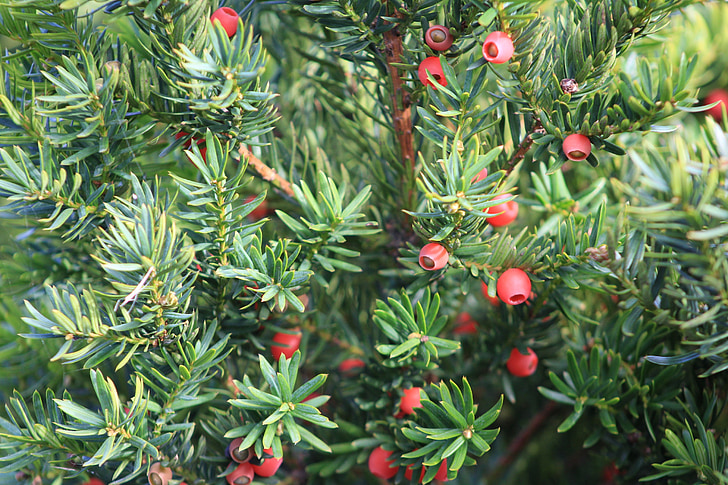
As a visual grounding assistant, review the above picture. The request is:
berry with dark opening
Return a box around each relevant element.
[148,463,172,485]
[482,31,514,64]
[417,57,447,89]
[506,347,538,377]
[271,327,302,360]
[368,446,399,479]
[399,387,423,415]
[211,7,239,38]
[484,194,518,227]
[418,242,449,271]
[704,88,728,122]
[226,462,254,485]
[496,268,531,305]
[251,447,283,477]
[562,134,591,161]
[228,437,252,463]
[425,25,454,51]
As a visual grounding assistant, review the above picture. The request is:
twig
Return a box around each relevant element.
[239,144,295,198]
[115,266,155,311]
[505,119,543,176]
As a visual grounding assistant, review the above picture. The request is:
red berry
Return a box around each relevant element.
[562,134,591,161]
[482,31,514,64]
[471,167,488,183]
[82,479,105,485]
[211,7,239,38]
[175,132,206,166]
[251,447,283,477]
[148,463,172,485]
[244,195,269,220]
[418,242,449,271]
[496,268,531,305]
[425,25,453,51]
[229,437,252,463]
[704,88,728,122]
[480,280,500,306]
[484,194,518,227]
[399,387,423,415]
[506,347,538,377]
[368,446,399,479]
[418,57,447,89]
[271,328,302,360]
[404,458,448,482]
[453,312,477,335]
[338,357,365,373]
[226,462,254,485]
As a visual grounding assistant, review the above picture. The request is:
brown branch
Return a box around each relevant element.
[382,12,415,207]
[505,119,543,176]
[239,144,295,198]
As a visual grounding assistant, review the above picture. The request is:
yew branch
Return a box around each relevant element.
[239,144,295,198]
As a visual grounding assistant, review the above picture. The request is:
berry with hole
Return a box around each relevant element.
[226,462,254,485]
[506,347,538,377]
[482,31,514,64]
[418,242,449,271]
[418,57,447,89]
[368,446,399,479]
[562,134,591,161]
[484,194,518,227]
[211,7,239,37]
[496,268,531,305]
[228,437,252,463]
[425,25,453,51]
[148,463,172,485]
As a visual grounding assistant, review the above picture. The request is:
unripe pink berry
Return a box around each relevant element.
[562,134,591,161]
[368,446,399,479]
[148,463,172,485]
[484,194,518,227]
[704,88,728,122]
[399,387,423,415]
[211,7,239,38]
[506,347,538,377]
[417,57,447,89]
[271,327,302,360]
[496,268,531,305]
[425,25,454,51]
[482,31,514,64]
[226,462,254,485]
[418,242,449,271]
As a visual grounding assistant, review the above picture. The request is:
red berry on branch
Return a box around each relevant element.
[418,57,448,89]
[453,312,477,335]
[82,479,105,485]
[496,268,531,305]
[482,31,514,64]
[226,462,254,485]
[175,132,206,167]
[368,446,399,479]
[562,134,591,161]
[148,463,172,485]
[471,167,488,183]
[484,194,518,227]
[211,7,239,38]
[228,437,252,463]
[251,447,283,477]
[404,458,449,482]
[704,88,728,122]
[271,327,302,360]
[418,242,449,271]
[244,195,270,220]
[480,280,501,306]
[338,357,365,373]
[399,386,424,415]
[506,347,538,377]
[425,25,454,51]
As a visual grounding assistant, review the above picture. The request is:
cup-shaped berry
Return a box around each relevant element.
[453,312,477,335]
[399,387,423,415]
[482,31,514,64]
[417,57,447,89]
[484,194,518,227]
[425,25,453,51]
[226,463,254,485]
[496,268,531,305]
[704,88,728,122]
[338,357,365,374]
[480,280,501,306]
[251,448,283,477]
[506,347,538,377]
[368,446,399,479]
[211,7,239,38]
[228,437,252,463]
[418,242,449,271]
[271,327,302,360]
[562,134,591,161]
[148,463,172,485]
